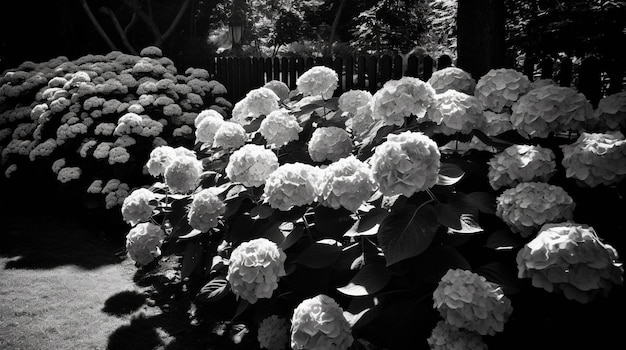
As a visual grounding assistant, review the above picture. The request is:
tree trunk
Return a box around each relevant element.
[456,0,506,79]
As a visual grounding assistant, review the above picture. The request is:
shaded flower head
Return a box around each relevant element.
[496,182,575,237]
[227,238,287,304]
[125,222,166,266]
[290,294,353,350]
[258,315,290,350]
[516,222,623,303]
[487,144,556,190]
[427,321,488,350]
[561,131,626,187]
[427,67,476,95]
[433,269,513,336]
[264,80,291,101]
[317,155,376,212]
[226,144,279,187]
[308,127,353,162]
[371,131,440,197]
[594,91,626,131]
[474,68,531,113]
[187,188,225,232]
[428,90,484,135]
[164,154,203,194]
[263,163,321,211]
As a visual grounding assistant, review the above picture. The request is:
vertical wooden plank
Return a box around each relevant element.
[523,56,535,81]
[423,56,434,81]
[289,57,297,90]
[578,56,602,108]
[242,57,253,100]
[207,57,216,79]
[333,56,343,95]
[251,57,259,87]
[406,55,418,77]
[323,56,333,68]
[345,56,354,91]
[226,57,235,103]
[393,55,403,79]
[305,57,315,70]
[281,57,289,86]
[367,55,378,93]
[273,57,281,81]
[265,57,273,84]
[315,57,324,66]
[540,56,554,79]
[357,56,367,90]
[437,54,453,69]
[380,55,392,86]
[606,59,624,95]
[296,56,305,76]
[557,56,572,87]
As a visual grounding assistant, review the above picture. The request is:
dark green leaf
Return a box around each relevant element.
[293,242,342,269]
[447,214,484,234]
[476,261,523,295]
[484,228,525,251]
[436,163,465,186]
[344,207,389,237]
[377,204,439,266]
[337,263,392,296]
[243,114,265,133]
[434,203,463,230]
[250,205,274,220]
[313,206,356,240]
[196,276,230,303]
[230,324,249,344]
[465,192,497,215]
[178,229,203,239]
[232,299,249,320]
[181,240,204,279]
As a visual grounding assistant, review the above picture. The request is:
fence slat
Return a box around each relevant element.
[264,58,273,83]
[393,55,403,79]
[345,56,354,91]
[423,56,434,80]
[357,56,367,90]
[406,55,418,77]
[289,57,297,89]
[540,57,553,79]
[558,57,572,87]
[367,55,378,93]
[380,55,392,86]
[578,56,602,107]
[281,58,289,85]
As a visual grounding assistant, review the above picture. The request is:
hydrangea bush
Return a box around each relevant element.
[0,46,232,221]
[5,58,624,348]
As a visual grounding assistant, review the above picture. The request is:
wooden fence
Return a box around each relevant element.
[205,54,624,106]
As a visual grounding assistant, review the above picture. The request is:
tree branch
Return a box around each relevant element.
[124,12,138,35]
[159,0,192,45]
[326,0,347,55]
[122,0,162,43]
[100,7,139,55]
[80,0,118,51]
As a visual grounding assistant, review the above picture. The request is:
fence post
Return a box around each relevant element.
[606,58,624,95]
[333,57,344,95]
[437,55,452,69]
[345,56,354,91]
[523,56,535,81]
[367,55,378,93]
[296,57,305,77]
[578,56,602,108]
[423,56,434,80]
[557,56,572,87]
[264,58,273,83]
[273,57,280,81]
[241,57,252,100]
[406,55,418,77]
[357,56,367,90]
[540,56,553,80]
[380,55,392,86]
[289,57,297,90]
[393,55,403,80]
[281,57,289,86]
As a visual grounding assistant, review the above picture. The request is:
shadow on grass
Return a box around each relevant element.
[103,290,148,316]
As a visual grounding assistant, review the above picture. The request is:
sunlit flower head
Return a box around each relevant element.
[308,126,353,162]
[317,155,376,212]
[474,68,531,113]
[188,188,225,232]
[125,222,166,266]
[259,109,302,148]
[427,67,476,95]
[488,144,556,190]
[121,188,156,226]
[296,66,339,100]
[263,163,321,211]
[226,144,279,187]
[290,294,353,350]
[371,77,435,126]
[428,90,484,135]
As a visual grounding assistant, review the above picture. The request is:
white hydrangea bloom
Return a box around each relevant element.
[427,67,476,95]
[87,179,103,194]
[95,122,116,136]
[227,238,287,304]
[480,110,514,136]
[474,68,531,113]
[125,222,166,266]
[194,108,224,127]
[263,163,321,211]
[296,66,339,100]
[121,188,156,226]
[433,269,513,336]
[290,294,353,350]
[164,154,203,194]
[259,109,302,148]
[427,321,488,350]
[231,88,280,126]
[510,85,595,138]
[213,122,247,150]
[308,126,353,162]
[195,111,225,145]
[172,125,193,137]
[105,182,131,209]
[57,166,81,183]
[371,77,436,126]
[517,222,623,304]
[594,91,626,130]
[487,144,556,190]
[317,155,377,212]
[338,90,373,115]
[108,146,130,165]
[565,131,626,186]
[146,145,177,177]
[496,182,575,237]
[114,112,143,136]
[187,188,226,232]
[29,138,57,161]
[4,164,17,178]
[226,144,279,187]
[263,80,290,101]
[371,131,440,197]
[258,315,290,350]
[428,90,484,135]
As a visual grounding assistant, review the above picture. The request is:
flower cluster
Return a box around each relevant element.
[125,222,166,266]
[290,294,354,350]
[338,90,376,141]
[263,163,321,211]
[187,188,226,233]
[308,127,353,162]
[231,87,280,126]
[427,67,476,95]
[487,144,556,190]
[433,269,513,336]
[296,66,339,100]
[370,131,440,197]
[226,144,279,187]
[164,152,203,194]
[258,315,290,350]
[428,90,484,135]
[427,321,488,350]
[121,188,156,226]
[259,109,302,148]
[371,77,436,126]
[227,238,287,304]
[474,68,531,113]
[510,85,595,138]
[594,91,626,131]
[560,132,626,187]
[317,155,377,212]
[516,223,623,303]
[496,182,575,237]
